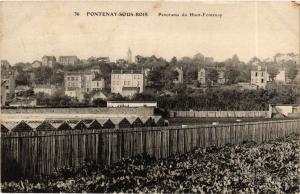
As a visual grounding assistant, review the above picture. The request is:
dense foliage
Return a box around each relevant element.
[1,134,299,193]
[157,86,299,111]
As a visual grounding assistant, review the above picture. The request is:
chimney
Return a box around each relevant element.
[258,65,261,71]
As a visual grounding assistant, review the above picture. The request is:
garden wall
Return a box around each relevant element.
[170,111,269,118]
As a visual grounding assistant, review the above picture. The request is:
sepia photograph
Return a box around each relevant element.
[0,1,300,193]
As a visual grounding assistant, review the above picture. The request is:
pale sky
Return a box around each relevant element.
[0,1,299,64]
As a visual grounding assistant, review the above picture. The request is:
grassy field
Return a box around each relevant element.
[1,134,299,193]
[167,117,293,126]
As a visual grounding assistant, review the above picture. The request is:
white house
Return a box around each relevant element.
[250,65,270,89]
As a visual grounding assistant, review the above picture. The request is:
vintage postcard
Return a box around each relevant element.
[0,1,299,193]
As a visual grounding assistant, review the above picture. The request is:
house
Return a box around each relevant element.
[143,68,151,86]
[174,67,183,84]
[65,88,82,100]
[24,69,35,82]
[32,60,42,68]
[58,56,79,65]
[1,80,7,106]
[64,70,105,101]
[42,56,56,67]
[275,69,286,83]
[33,84,56,96]
[197,68,206,85]
[9,98,37,107]
[111,69,144,97]
[250,65,270,89]
[91,77,105,91]
[1,60,10,67]
[1,73,15,99]
[197,66,225,85]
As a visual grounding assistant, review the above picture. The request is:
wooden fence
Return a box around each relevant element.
[170,110,269,118]
[1,119,300,180]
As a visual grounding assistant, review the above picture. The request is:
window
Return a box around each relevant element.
[124,81,130,85]
[97,82,99,87]
[255,72,258,76]
[261,79,264,83]
[262,72,264,76]
[71,77,74,81]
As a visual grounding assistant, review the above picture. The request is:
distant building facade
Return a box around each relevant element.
[58,56,79,65]
[197,68,206,85]
[1,72,15,100]
[1,81,7,106]
[1,60,10,68]
[197,66,225,85]
[33,85,56,96]
[174,67,183,84]
[64,70,105,100]
[275,69,286,83]
[42,56,56,67]
[250,65,270,89]
[111,70,144,97]
[127,48,132,63]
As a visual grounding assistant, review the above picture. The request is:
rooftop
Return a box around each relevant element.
[112,69,143,74]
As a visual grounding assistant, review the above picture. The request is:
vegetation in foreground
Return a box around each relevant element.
[1,134,299,193]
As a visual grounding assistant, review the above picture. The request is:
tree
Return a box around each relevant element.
[93,98,107,107]
[267,66,279,81]
[132,93,156,101]
[207,69,219,85]
[147,68,164,89]
[34,67,53,84]
[170,57,177,65]
[15,71,30,86]
[50,72,64,85]
[231,54,240,66]
[287,65,299,83]
[225,68,240,84]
